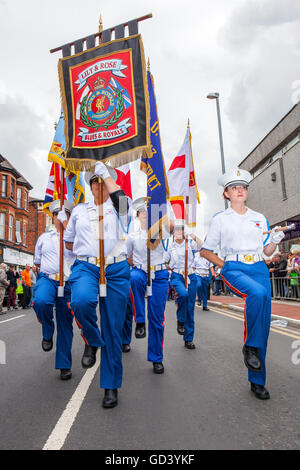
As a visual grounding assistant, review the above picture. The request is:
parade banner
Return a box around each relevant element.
[58,34,151,171]
[141,70,169,249]
[167,126,200,227]
[43,110,85,215]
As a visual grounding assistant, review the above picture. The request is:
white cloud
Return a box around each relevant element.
[219,0,300,50]
[0,93,52,198]
[0,0,299,234]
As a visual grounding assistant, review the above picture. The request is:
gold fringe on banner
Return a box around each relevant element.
[147,213,169,250]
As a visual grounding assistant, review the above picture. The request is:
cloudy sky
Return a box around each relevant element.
[0,0,299,236]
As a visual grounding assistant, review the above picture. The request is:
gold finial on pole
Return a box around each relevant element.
[187,118,190,128]
[147,57,150,71]
[54,121,58,130]
[99,14,103,33]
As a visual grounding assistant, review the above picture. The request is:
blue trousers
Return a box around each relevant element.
[214,278,221,295]
[170,272,197,342]
[130,267,169,363]
[69,259,130,390]
[122,295,134,346]
[196,275,210,308]
[33,273,73,370]
[221,261,271,386]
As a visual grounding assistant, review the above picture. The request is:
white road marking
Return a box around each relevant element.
[209,307,300,339]
[0,314,25,324]
[43,354,100,450]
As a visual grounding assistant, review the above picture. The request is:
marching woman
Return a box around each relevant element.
[126,197,173,374]
[33,200,75,380]
[193,252,213,311]
[163,221,203,349]
[62,162,132,408]
[201,169,285,400]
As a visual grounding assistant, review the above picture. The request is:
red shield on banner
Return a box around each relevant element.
[70,49,137,149]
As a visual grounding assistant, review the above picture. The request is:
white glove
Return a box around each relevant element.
[94,162,111,180]
[184,226,193,237]
[270,226,285,244]
[57,208,67,224]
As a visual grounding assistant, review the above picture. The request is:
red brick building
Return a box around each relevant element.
[0,154,48,267]
[28,197,52,253]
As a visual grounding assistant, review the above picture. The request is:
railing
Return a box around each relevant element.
[269,274,300,301]
[211,275,300,302]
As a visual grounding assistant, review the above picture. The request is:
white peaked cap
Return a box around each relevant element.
[49,199,74,214]
[217,168,252,188]
[132,196,147,212]
[174,219,185,229]
[84,165,117,185]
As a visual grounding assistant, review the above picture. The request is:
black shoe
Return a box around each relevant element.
[102,389,118,408]
[42,338,53,352]
[202,307,210,311]
[153,362,164,374]
[197,301,202,306]
[184,341,196,350]
[122,344,131,353]
[214,292,221,296]
[177,321,185,335]
[250,383,270,400]
[81,345,98,369]
[135,323,146,339]
[243,345,262,372]
[60,369,72,380]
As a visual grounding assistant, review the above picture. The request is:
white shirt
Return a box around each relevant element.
[63,199,132,258]
[126,226,170,268]
[34,228,76,277]
[163,239,200,270]
[202,207,270,258]
[193,252,213,275]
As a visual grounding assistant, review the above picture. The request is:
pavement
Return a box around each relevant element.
[208,294,300,329]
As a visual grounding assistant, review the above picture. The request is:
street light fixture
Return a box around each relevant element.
[207,92,228,209]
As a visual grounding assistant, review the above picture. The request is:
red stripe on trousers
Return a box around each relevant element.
[70,309,88,345]
[130,288,137,323]
[221,275,248,343]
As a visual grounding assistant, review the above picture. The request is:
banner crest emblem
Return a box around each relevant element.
[58,34,150,171]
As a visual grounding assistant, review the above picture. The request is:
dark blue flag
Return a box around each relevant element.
[141,71,169,249]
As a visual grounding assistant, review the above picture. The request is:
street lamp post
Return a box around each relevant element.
[207,92,228,209]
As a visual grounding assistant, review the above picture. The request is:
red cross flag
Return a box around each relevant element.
[115,163,132,200]
[167,124,200,226]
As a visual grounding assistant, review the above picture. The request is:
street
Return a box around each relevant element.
[0,301,300,450]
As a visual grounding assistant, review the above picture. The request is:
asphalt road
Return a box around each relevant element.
[0,301,300,450]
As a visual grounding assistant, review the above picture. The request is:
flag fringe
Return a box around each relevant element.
[64,146,151,172]
[147,213,169,250]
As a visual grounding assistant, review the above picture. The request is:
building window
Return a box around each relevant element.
[17,188,22,208]
[16,220,21,243]
[24,192,27,210]
[1,175,7,197]
[8,214,13,241]
[23,222,26,245]
[0,213,5,239]
[11,178,15,200]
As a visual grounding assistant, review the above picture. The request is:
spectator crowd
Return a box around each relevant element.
[0,264,37,315]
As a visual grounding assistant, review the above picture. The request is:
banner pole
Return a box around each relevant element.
[147,245,152,296]
[98,16,107,297]
[58,165,65,297]
[184,195,189,290]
